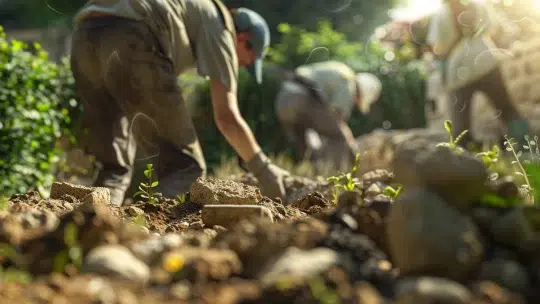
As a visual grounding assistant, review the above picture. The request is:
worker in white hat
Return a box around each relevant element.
[275,60,382,173]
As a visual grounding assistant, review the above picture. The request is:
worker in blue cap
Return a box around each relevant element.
[70,0,288,205]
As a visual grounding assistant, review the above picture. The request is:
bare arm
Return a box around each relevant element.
[210,78,261,161]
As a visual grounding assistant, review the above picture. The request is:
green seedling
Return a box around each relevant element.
[134,163,161,206]
[327,153,362,192]
[384,184,403,199]
[436,120,468,152]
[327,153,362,203]
[476,144,500,167]
[176,193,187,204]
[504,136,534,204]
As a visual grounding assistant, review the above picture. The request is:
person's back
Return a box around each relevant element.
[74,0,238,86]
[295,60,357,119]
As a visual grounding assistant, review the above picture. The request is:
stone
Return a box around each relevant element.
[479,259,530,293]
[490,206,540,251]
[202,204,273,228]
[392,139,488,210]
[130,234,183,266]
[290,192,329,211]
[190,177,262,206]
[171,247,242,280]
[487,176,519,199]
[395,277,473,304]
[387,188,485,280]
[361,169,394,185]
[50,182,110,205]
[257,247,339,287]
[364,183,383,198]
[125,206,144,217]
[83,245,150,284]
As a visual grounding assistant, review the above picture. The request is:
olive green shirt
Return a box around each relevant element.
[294,60,357,119]
[74,0,239,91]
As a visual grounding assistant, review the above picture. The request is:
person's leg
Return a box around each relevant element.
[85,17,205,199]
[70,21,137,206]
[476,67,529,144]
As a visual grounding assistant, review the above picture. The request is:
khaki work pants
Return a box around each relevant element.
[70,17,206,206]
[275,83,357,174]
[450,67,529,146]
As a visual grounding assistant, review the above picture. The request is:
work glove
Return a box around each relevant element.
[244,151,289,201]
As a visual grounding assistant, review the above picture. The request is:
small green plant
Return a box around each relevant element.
[476,144,500,167]
[327,153,361,191]
[176,193,187,204]
[384,184,403,198]
[504,136,534,204]
[327,153,362,203]
[134,164,161,205]
[131,213,148,227]
[436,120,468,152]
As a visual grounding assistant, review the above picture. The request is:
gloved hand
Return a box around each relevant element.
[244,151,290,200]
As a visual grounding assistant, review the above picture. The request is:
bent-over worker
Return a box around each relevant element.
[70,0,289,205]
[275,60,382,173]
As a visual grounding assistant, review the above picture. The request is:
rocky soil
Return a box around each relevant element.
[2,135,540,303]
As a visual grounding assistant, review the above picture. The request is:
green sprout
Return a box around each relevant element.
[384,184,403,199]
[134,163,161,206]
[436,120,468,152]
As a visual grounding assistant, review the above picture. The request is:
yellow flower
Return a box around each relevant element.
[163,252,185,273]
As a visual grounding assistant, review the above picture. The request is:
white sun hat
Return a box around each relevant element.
[355,73,382,114]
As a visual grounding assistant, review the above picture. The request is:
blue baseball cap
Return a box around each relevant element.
[233,8,270,84]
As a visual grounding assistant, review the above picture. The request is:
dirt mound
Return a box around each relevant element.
[1,151,539,304]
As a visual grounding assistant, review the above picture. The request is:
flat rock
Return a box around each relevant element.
[50,182,110,205]
[257,247,339,287]
[190,177,262,206]
[395,277,473,304]
[387,188,485,281]
[202,204,273,228]
[83,245,150,284]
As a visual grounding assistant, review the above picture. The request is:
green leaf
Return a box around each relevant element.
[151,181,159,187]
[444,120,452,134]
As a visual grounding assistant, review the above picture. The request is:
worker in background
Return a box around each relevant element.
[427,0,529,147]
[275,60,382,173]
[70,0,290,205]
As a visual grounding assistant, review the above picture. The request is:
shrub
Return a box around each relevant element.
[0,26,78,197]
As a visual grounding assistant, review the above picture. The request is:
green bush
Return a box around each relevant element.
[0,26,78,196]
[192,20,427,172]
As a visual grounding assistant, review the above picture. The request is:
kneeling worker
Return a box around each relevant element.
[275,60,382,172]
[70,0,289,205]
